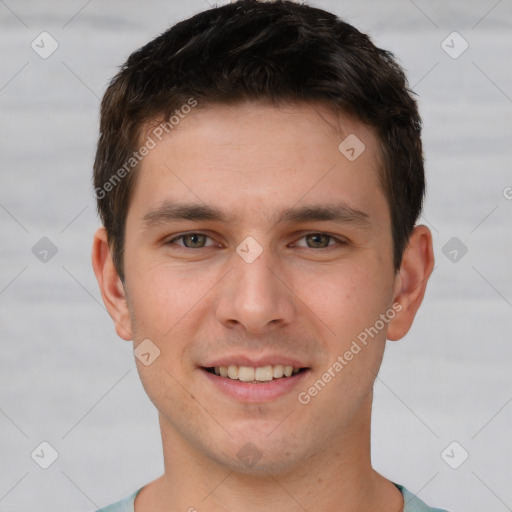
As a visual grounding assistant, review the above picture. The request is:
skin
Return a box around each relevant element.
[92,101,434,512]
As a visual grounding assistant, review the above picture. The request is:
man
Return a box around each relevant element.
[91,1,446,510]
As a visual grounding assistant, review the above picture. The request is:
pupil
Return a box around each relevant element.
[308,234,328,248]
[185,234,204,248]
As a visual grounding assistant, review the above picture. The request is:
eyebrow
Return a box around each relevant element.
[141,201,371,228]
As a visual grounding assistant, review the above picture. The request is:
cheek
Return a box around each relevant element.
[126,257,211,337]
[297,267,391,420]
[301,262,393,341]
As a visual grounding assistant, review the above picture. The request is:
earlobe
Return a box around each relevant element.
[91,227,133,341]
[387,225,434,341]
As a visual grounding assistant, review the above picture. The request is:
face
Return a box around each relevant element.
[101,102,410,476]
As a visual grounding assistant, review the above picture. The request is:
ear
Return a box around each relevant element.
[387,225,434,341]
[91,227,132,341]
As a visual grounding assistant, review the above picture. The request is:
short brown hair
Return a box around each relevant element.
[93,0,424,282]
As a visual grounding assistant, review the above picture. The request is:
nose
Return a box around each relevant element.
[214,242,296,334]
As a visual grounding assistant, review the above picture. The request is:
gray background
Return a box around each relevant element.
[1,1,511,511]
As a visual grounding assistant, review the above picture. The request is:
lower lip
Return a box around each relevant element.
[200,368,310,403]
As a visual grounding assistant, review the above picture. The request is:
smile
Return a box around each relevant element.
[201,364,310,402]
[205,364,304,383]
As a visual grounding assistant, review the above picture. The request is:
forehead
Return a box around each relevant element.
[128,102,388,228]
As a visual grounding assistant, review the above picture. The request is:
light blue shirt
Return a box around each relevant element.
[95,483,449,511]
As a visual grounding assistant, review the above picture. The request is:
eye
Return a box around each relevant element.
[167,233,217,249]
[294,233,344,249]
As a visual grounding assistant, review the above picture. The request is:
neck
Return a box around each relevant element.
[135,393,403,512]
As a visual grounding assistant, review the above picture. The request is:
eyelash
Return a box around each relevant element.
[165,232,347,250]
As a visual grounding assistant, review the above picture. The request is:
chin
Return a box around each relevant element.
[202,429,310,478]
[216,448,303,478]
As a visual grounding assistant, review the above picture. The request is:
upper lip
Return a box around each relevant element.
[202,354,310,369]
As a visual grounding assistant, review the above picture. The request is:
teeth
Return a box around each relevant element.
[273,365,284,378]
[212,364,302,382]
[227,365,239,379]
[238,366,255,382]
[255,365,273,381]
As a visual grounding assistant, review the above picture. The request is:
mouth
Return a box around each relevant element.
[203,364,307,383]
[200,363,311,402]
